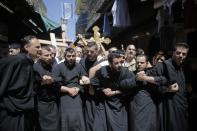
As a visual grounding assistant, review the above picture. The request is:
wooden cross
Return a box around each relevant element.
[77,26,111,56]
[77,26,111,46]
[91,25,111,45]
[91,26,111,56]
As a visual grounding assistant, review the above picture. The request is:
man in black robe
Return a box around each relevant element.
[33,46,60,131]
[79,42,100,73]
[120,54,158,131]
[79,42,101,131]
[0,35,41,131]
[91,52,136,131]
[52,48,87,131]
[137,42,189,131]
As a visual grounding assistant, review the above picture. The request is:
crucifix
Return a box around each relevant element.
[90,25,111,56]
[91,25,111,44]
[77,26,111,56]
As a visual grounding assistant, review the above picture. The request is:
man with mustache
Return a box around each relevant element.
[137,42,190,131]
[52,48,88,131]
[122,44,137,71]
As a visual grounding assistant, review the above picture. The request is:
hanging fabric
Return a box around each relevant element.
[103,13,111,36]
[111,0,131,27]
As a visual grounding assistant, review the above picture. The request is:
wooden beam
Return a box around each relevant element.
[50,33,57,46]
[38,39,67,47]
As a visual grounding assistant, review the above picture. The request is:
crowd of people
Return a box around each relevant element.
[0,35,190,131]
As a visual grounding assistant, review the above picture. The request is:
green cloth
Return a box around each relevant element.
[41,15,59,31]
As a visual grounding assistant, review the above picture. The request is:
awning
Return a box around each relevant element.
[26,11,60,33]
[40,15,60,31]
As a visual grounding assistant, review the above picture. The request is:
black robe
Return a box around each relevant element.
[33,61,60,131]
[148,58,188,131]
[52,62,86,131]
[91,66,136,131]
[120,70,163,131]
[0,54,36,131]
[79,58,100,131]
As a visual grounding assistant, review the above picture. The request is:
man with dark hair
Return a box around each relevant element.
[33,45,60,131]
[80,42,100,73]
[0,35,41,131]
[91,52,136,131]
[152,50,166,66]
[162,42,189,131]
[108,46,118,54]
[8,43,21,55]
[79,42,101,131]
[137,42,190,131]
[52,48,87,131]
[120,54,158,131]
[83,42,99,65]
[89,49,124,79]
[123,44,137,71]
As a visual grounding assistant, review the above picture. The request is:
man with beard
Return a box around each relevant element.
[79,42,100,131]
[52,48,87,131]
[91,52,136,131]
[0,35,41,131]
[33,46,60,131]
[88,47,118,78]
[80,42,100,72]
[137,42,189,131]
